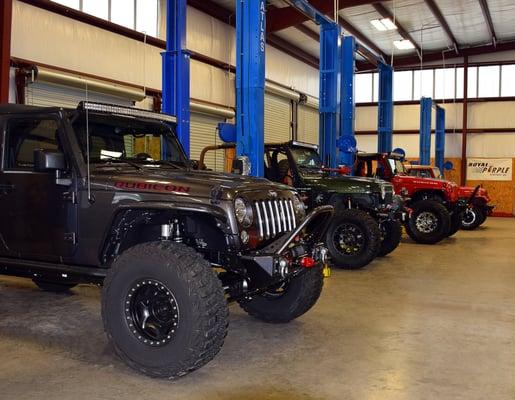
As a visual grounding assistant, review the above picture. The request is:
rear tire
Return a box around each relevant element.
[102,241,228,379]
[448,210,463,237]
[238,267,323,323]
[32,279,76,293]
[478,209,488,226]
[405,200,450,244]
[325,209,381,270]
[377,219,402,257]
[461,206,485,230]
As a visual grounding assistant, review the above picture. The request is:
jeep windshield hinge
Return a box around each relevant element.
[64,232,77,244]
[63,191,77,204]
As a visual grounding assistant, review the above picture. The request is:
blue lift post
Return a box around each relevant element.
[338,35,357,169]
[318,23,341,169]
[161,0,190,156]
[419,97,433,165]
[235,0,266,177]
[377,62,394,153]
[435,105,446,172]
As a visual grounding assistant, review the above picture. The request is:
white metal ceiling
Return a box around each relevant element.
[201,0,515,63]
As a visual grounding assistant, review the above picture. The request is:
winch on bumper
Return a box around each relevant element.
[238,205,333,287]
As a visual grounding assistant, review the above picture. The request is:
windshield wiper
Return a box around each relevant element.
[92,155,143,170]
[151,160,186,169]
[298,165,322,170]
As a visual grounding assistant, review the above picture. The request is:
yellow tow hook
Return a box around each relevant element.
[320,247,331,278]
[323,263,331,278]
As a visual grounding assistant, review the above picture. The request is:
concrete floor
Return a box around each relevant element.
[1,218,515,400]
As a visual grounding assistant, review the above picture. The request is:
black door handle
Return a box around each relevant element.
[0,184,14,194]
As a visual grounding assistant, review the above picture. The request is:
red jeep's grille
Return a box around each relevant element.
[253,199,297,240]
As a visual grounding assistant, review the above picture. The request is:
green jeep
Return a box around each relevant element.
[200,141,406,270]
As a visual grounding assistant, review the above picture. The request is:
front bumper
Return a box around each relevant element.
[376,195,409,222]
[241,205,334,277]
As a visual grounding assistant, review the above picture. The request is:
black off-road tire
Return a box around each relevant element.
[377,219,402,257]
[461,206,485,230]
[405,200,451,244]
[32,279,77,293]
[448,210,463,236]
[325,209,381,270]
[478,208,488,226]
[238,267,323,323]
[102,241,228,379]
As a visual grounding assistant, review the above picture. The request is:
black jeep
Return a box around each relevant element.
[0,103,333,378]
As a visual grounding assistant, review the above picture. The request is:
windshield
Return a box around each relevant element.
[433,167,443,179]
[72,112,188,168]
[388,158,406,175]
[290,147,323,175]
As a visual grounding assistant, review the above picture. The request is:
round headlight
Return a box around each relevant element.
[234,197,253,227]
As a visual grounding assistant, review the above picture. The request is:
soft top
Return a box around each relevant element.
[0,104,67,114]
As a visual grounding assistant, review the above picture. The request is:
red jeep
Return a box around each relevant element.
[356,153,467,244]
[405,164,494,230]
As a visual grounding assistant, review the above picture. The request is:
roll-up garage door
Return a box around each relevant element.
[297,105,319,146]
[25,82,133,108]
[264,93,291,143]
[189,112,225,172]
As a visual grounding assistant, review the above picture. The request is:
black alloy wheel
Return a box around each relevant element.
[126,279,179,347]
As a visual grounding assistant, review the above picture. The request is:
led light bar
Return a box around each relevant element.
[78,102,177,123]
[290,140,319,150]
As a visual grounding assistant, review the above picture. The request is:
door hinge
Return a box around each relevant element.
[63,191,77,204]
[64,232,76,244]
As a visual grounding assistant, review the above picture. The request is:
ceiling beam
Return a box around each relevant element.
[188,0,235,25]
[478,0,497,46]
[338,17,387,60]
[372,2,421,56]
[424,0,459,53]
[292,24,383,67]
[267,0,380,33]
[189,0,320,69]
[294,24,320,42]
[357,40,515,70]
[1,0,13,103]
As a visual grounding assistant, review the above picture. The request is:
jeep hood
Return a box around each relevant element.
[395,174,456,188]
[90,167,293,200]
[303,175,386,193]
[459,185,489,199]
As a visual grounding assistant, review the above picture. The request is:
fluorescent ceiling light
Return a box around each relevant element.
[394,39,415,50]
[381,18,397,30]
[370,18,397,31]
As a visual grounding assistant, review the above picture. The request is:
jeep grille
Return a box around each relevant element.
[254,199,297,240]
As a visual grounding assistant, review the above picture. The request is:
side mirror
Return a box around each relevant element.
[34,149,66,172]
[189,160,200,170]
[232,156,251,175]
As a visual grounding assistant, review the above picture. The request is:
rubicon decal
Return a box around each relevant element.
[115,181,191,194]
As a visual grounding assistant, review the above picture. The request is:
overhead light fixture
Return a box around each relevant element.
[370,18,397,31]
[393,39,415,50]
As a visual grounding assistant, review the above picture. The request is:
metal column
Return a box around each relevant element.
[161,0,190,155]
[319,22,341,169]
[235,0,266,177]
[435,105,446,173]
[338,35,357,168]
[0,0,13,104]
[419,97,432,165]
[377,62,393,153]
